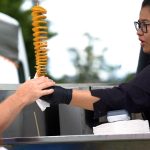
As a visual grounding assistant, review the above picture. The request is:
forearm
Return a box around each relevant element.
[40,86,100,110]
[0,93,26,133]
[70,89,99,110]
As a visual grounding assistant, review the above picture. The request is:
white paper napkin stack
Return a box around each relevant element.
[93,120,150,135]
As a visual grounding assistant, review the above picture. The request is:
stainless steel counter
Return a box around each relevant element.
[0,83,114,90]
[2,133,150,144]
[1,133,150,150]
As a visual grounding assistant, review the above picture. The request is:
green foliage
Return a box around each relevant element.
[0,0,57,78]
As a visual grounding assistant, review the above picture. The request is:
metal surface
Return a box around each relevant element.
[1,134,150,150]
[2,133,150,144]
[0,83,114,90]
[0,13,19,62]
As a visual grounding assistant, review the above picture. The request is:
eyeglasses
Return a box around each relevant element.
[134,21,150,33]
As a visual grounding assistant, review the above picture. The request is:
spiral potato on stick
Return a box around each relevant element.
[31,4,48,77]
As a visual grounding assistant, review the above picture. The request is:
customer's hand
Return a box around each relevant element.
[14,76,55,105]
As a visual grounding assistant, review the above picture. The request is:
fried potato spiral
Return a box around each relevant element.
[31,5,48,77]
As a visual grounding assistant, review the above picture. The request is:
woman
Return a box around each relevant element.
[41,0,150,122]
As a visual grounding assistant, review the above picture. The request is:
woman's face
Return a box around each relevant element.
[137,6,150,53]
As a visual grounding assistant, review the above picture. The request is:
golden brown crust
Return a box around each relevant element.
[32,5,48,77]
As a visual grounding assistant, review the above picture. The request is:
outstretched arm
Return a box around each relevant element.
[40,86,100,110]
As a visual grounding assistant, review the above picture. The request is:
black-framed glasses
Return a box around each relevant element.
[134,21,150,33]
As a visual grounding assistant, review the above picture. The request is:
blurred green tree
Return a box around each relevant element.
[57,33,121,83]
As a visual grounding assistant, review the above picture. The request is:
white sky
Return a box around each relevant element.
[26,0,144,79]
[0,56,19,83]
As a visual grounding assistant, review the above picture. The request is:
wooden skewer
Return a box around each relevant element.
[34,111,40,136]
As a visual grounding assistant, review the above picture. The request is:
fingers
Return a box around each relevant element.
[14,76,56,105]
[38,77,55,89]
[40,81,55,90]
[32,76,54,85]
[32,76,55,94]
[32,76,48,84]
[42,88,54,96]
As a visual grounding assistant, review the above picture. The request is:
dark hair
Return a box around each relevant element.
[142,0,150,7]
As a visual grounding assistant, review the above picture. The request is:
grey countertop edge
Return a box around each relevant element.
[0,83,114,91]
[2,133,150,145]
